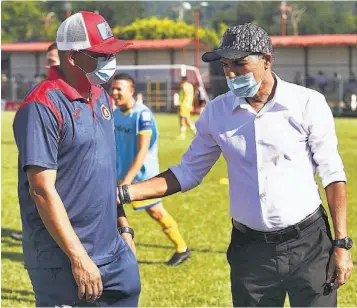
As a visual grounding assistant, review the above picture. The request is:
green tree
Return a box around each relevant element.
[1,1,146,43]
[69,1,145,28]
[297,2,357,35]
[1,1,60,42]
[42,1,145,27]
[113,17,223,47]
[209,1,357,35]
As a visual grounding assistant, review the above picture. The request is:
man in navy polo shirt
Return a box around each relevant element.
[13,11,141,307]
[11,42,60,243]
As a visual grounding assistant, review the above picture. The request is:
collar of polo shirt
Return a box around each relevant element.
[47,66,103,103]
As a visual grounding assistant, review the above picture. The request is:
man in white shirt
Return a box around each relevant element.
[117,23,353,307]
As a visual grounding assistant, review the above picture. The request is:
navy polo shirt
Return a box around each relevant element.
[13,67,126,268]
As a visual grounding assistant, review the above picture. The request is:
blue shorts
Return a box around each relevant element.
[27,245,141,307]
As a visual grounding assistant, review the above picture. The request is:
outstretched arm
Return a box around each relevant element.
[128,169,181,201]
[119,106,222,205]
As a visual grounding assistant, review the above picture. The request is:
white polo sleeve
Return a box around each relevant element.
[169,107,222,192]
[306,91,347,188]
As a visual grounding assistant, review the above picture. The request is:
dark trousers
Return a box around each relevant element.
[28,245,141,307]
[227,215,336,307]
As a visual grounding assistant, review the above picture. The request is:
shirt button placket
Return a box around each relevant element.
[255,119,266,204]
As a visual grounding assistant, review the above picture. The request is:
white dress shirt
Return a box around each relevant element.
[170,74,346,231]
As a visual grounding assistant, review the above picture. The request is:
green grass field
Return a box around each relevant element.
[1,111,357,307]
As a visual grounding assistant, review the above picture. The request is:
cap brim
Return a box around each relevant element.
[87,38,132,54]
[202,49,251,62]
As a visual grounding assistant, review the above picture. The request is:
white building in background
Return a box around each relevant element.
[271,34,357,82]
[2,35,357,81]
[1,35,356,103]
[1,38,212,84]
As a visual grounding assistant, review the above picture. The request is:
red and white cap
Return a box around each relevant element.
[56,11,131,54]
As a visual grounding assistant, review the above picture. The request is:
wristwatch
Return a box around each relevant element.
[333,236,353,250]
[118,226,135,239]
[118,185,132,205]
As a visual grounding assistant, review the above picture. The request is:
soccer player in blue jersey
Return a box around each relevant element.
[111,73,191,266]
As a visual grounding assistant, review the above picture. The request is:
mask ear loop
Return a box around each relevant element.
[79,50,115,61]
[72,50,98,74]
[78,50,97,60]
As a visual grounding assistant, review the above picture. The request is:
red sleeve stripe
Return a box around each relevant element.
[17,80,63,139]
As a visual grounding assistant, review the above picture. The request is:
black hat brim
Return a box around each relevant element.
[202,49,251,63]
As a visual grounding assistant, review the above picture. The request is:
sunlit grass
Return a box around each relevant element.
[2,112,356,307]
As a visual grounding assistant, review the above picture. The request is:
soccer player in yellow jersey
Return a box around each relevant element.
[178,76,197,139]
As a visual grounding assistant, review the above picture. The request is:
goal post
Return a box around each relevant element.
[115,64,209,113]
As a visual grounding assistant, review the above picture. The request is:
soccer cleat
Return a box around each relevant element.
[167,248,191,266]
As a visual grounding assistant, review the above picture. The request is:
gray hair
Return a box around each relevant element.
[247,54,264,63]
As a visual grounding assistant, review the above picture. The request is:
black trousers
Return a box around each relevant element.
[227,215,337,307]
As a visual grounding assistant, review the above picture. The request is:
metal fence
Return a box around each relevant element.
[2,73,357,116]
[1,77,201,113]
[138,81,173,112]
[208,75,357,117]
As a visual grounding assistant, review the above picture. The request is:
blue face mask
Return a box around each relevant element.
[226,72,262,98]
[86,56,117,85]
[76,52,117,85]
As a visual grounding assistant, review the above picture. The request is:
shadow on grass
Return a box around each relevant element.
[1,227,22,238]
[2,288,33,296]
[1,288,35,304]
[136,242,226,254]
[1,252,24,262]
[1,140,15,145]
[1,239,22,248]
[1,228,23,248]
[137,260,167,265]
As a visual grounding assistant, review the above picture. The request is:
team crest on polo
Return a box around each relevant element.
[101,104,111,120]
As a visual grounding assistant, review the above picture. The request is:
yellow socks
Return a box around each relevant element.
[158,211,187,253]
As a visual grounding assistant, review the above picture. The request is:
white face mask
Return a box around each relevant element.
[76,51,117,85]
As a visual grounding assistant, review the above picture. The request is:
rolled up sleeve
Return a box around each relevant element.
[169,108,221,192]
[306,92,347,188]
